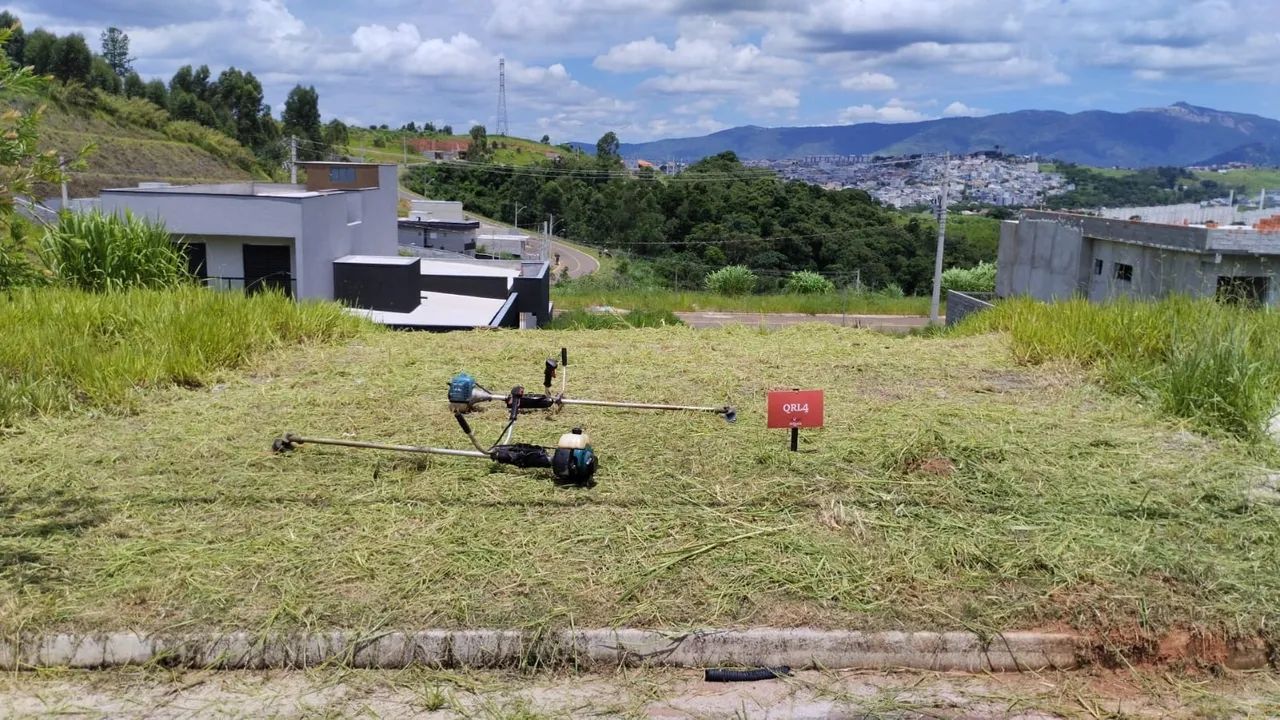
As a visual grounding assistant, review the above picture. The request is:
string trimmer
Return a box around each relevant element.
[448,348,736,422]
[272,388,599,487]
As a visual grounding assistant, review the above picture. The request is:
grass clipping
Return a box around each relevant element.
[0,323,1276,644]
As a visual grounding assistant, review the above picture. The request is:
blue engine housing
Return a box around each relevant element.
[448,373,477,404]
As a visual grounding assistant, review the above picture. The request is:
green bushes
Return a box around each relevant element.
[784,270,835,295]
[96,90,168,130]
[163,120,258,172]
[0,285,367,425]
[40,211,188,291]
[940,261,996,293]
[959,296,1280,440]
[705,265,758,295]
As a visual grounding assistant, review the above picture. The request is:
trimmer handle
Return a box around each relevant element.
[454,412,472,435]
[561,348,568,366]
[544,359,557,389]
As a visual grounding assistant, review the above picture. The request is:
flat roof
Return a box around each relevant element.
[348,291,509,328]
[335,255,419,266]
[101,182,339,199]
[296,161,396,167]
[420,259,519,278]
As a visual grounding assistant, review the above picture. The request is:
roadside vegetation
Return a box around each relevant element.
[543,308,682,329]
[958,296,1280,440]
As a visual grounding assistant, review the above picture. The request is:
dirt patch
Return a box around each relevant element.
[904,454,956,477]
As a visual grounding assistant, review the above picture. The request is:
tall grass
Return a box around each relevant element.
[40,211,188,292]
[0,286,368,425]
[959,296,1280,439]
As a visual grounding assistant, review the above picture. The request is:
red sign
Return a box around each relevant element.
[767,390,824,429]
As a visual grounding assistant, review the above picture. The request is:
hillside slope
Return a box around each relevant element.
[601,103,1280,167]
[35,93,261,200]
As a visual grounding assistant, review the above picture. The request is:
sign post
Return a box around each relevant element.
[766,389,824,451]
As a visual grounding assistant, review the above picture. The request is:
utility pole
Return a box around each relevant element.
[513,202,526,231]
[59,154,69,208]
[929,152,950,325]
[289,135,298,184]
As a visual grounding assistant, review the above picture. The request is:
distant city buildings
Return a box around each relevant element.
[744,154,1069,208]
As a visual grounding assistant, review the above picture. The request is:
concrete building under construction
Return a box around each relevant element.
[997,210,1280,306]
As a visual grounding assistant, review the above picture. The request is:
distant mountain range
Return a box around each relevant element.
[579,103,1280,168]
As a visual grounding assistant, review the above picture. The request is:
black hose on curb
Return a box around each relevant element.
[704,666,792,682]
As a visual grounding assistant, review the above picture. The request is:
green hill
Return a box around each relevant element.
[346,127,569,167]
[34,87,263,199]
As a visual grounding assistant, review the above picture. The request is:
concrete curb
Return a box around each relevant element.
[2,628,1269,672]
[2,629,1081,671]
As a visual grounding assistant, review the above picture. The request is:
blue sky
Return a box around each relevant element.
[8,0,1280,143]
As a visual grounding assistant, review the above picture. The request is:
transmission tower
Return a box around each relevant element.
[496,58,509,137]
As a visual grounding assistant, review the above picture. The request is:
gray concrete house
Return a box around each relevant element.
[997,210,1280,306]
[93,162,552,328]
[100,162,398,301]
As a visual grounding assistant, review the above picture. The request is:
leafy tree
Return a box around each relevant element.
[596,131,620,166]
[215,67,274,153]
[468,124,489,161]
[99,26,132,76]
[281,84,324,160]
[0,27,85,260]
[323,119,349,148]
[88,55,119,93]
[22,28,55,75]
[423,121,436,133]
[404,120,417,133]
[50,33,92,83]
[0,12,23,65]
[441,124,452,135]
[122,70,145,98]
[540,134,550,144]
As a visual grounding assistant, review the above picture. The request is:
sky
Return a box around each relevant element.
[9,0,1280,144]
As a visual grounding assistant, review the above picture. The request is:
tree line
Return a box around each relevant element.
[406,140,995,294]
[1046,163,1245,209]
[1,12,342,167]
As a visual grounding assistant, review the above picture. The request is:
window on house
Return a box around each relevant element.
[329,166,357,183]
[1216,276,1268,307]
[1113,262,1133,282]
[1093,258,1103,275]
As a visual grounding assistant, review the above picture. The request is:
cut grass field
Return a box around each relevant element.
[2,321,1277,644]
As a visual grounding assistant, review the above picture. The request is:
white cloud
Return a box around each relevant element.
[942,101,987,117]
[838,98,928,124]
[840,72,897,91]
[758,88,800,108]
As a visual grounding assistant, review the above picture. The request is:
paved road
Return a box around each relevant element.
[676,311,934,332]
[548,239,600,278]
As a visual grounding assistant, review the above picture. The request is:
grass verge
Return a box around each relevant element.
[551,288,932,315]
[0,286,368,425]
[1,324,1276,640]
[956,296,1280,440]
